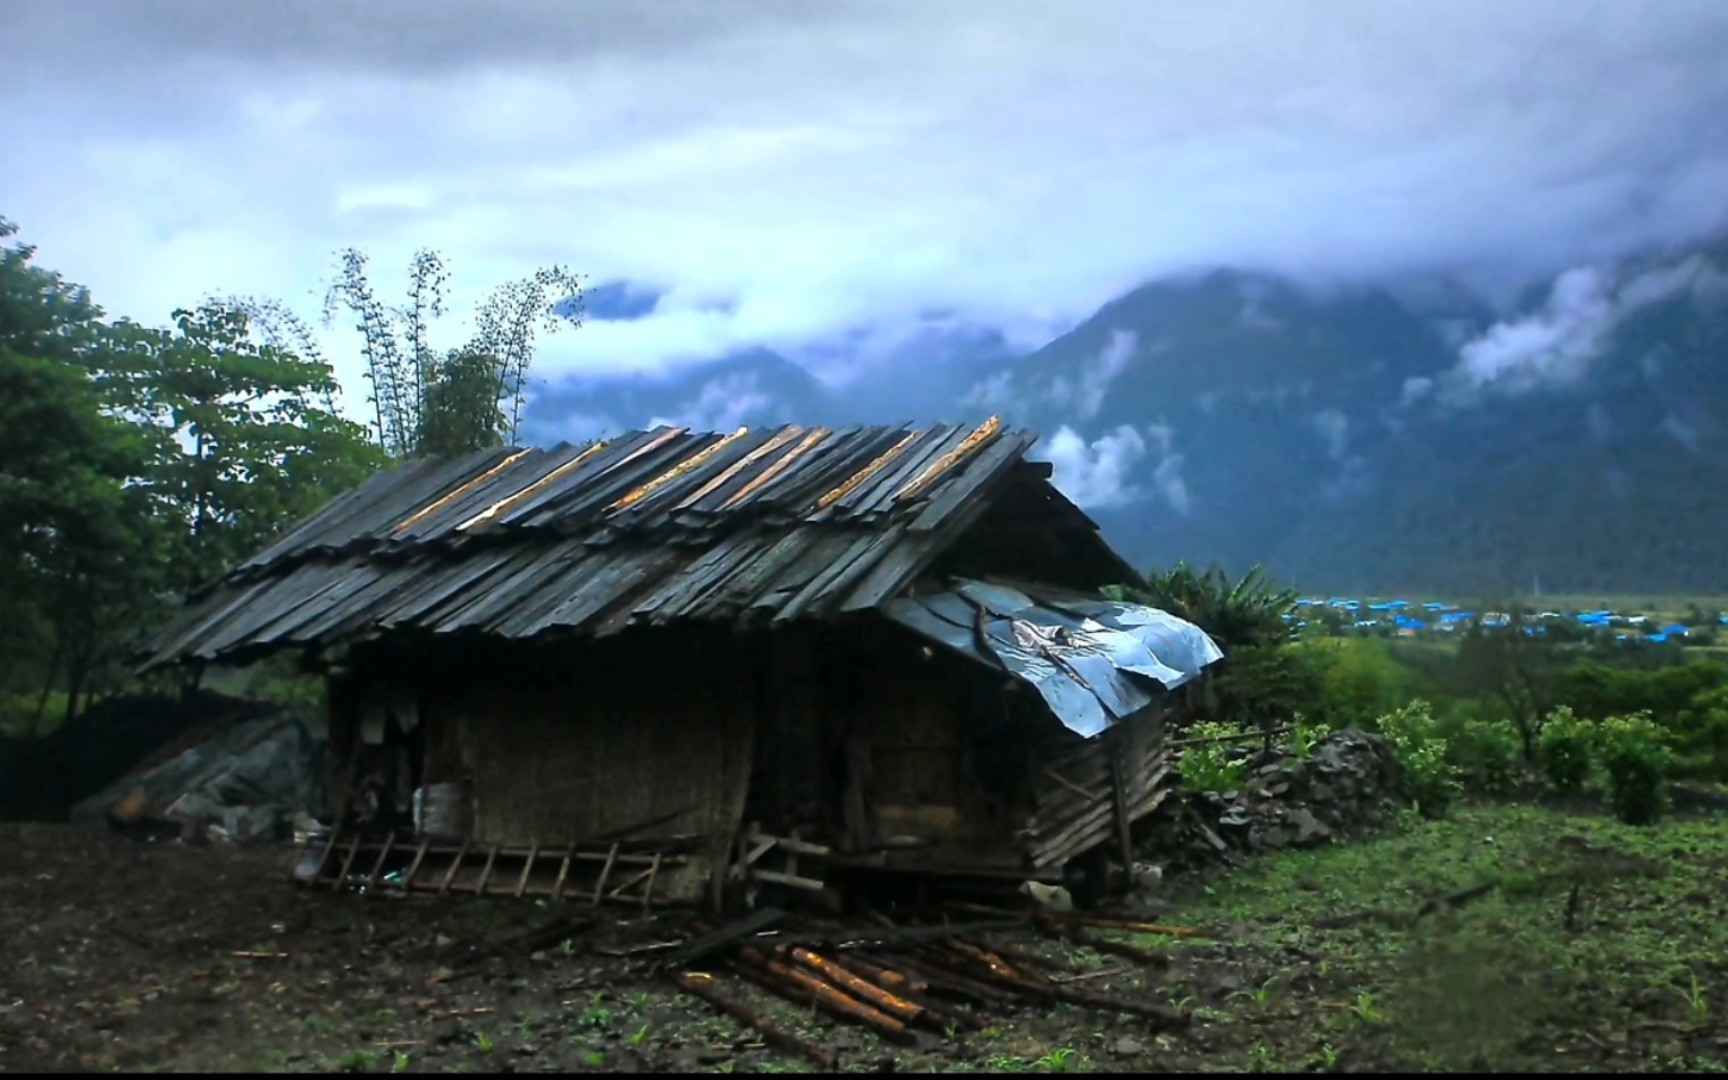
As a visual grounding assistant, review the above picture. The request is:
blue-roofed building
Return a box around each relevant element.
[1649,632,1670,644]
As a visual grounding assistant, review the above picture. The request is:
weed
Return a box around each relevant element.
[1309,1042,1339,1071]
[368,1008,398,1026]
[559,937,578,956]
[585,1050,606,1067]
[1230,974,1281,1006]
[1032,1047,1079,1071]
[334,1049,377,1073]
[629,1022,651,1046]
[1675,970,1710,1024]
[301,1014,336,1033]
[582,1005,613,1029]
[391,1050,410,1074]
[473,1032,495,1054]
[1178,721,1253,793]
[985,1053,1029,1072]
[1245,1043,1278,1072]
[1349,991,1384,1025]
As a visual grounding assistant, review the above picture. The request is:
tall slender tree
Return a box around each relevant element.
[319,248,585,458]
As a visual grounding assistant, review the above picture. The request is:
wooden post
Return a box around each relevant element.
[1106,727,1135,873]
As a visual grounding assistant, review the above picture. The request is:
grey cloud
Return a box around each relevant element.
[8,0,1728,402]
[11,0,836,78]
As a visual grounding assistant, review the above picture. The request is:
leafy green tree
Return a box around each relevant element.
[91,302,389,591]
[0,220,169,727]
[1452,611,1563,763]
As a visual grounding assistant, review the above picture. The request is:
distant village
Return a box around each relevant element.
[1289,597,1728,646]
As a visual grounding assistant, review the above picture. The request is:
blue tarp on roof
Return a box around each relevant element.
[883,579,1225,739]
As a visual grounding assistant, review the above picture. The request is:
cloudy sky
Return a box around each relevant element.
[8,0,1728,422]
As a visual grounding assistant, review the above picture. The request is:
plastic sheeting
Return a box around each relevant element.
[71,713,327,843]
[884,580,1224,738]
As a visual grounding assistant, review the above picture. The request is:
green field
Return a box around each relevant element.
[1122,800,1728,1072]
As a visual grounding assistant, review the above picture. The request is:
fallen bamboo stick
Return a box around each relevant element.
[886,951,1021,1007]
[824,953,983,1033]
[942,940,1023,983]
[672,971,836,1070]
[787,948,927,1027]
[738,947,915,1045]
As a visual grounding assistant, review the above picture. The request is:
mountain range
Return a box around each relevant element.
[521,235,1728,597]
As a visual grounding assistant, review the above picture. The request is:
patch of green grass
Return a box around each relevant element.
[1167,800,1728,1071]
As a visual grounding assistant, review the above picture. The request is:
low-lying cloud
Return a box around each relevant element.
[1036,424,1150,511]
[1454,252,1728,393]
[8,0,1728,424]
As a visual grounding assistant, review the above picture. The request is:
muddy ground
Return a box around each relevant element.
[2,805,1725,1073]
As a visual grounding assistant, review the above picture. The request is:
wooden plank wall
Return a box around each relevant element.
[1022,704,1169,870]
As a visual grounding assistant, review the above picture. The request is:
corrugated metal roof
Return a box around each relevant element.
[882,579,1224,738]
[143,417,1140,668]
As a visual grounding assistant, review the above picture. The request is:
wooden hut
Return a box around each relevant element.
[141,417,1222,908]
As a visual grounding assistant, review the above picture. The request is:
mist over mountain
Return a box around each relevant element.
[523,235,1728,596]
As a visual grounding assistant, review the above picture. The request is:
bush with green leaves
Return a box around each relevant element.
[1178,720,1253,794]
[1445,715,1524,796]
[1373,700,1463,817]
[1537,706,1594,795]
[1593,713,1672,826]
[1288,712,1332,760]
[1670,686,1728,782]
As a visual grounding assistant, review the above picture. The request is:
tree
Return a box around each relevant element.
[1453,609,1564,762]
[0,220,168,728]
[319,248,585,458]
[90,302,388,591]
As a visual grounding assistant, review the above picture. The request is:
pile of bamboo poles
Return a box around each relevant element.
[666,911,1194,1067]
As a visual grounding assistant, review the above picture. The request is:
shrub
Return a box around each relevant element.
[1178,720,1253,794]
[1594,713,1672,826]
[1288,712,1331,760]
[1537,706,1594,796]
[1374,700,1463,817]
[1670,687,1728,783]
[1447,717,1524,796]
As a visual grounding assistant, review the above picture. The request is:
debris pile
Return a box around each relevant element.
[71,711,326,843]
[646,906,1193,1067]
[1136,727,1406,869]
